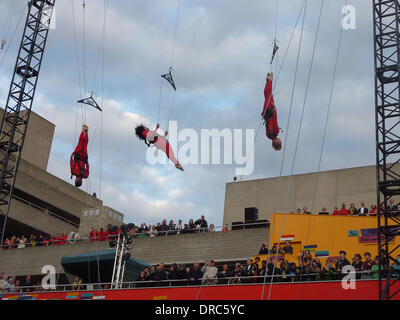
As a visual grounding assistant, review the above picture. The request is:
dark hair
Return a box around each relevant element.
[135,124,147,141]
[75,177,82,188]
[135,124,152,147]
[340,250,346,256]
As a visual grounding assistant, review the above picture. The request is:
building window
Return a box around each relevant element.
[90,209,94,216]
[108,211,113,218]
[83,210,89,217]
[95,209,100,216]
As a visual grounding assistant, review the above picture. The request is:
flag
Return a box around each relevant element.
[280,234,294,241]
[303,245,317,252]
[315,251,329,258]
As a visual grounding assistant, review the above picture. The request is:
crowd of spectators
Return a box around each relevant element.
[0,274,45,294]
[131,246,400,288]
[1,229,81,250]
[128,215,215,238]
[257,243,394,281]
[0,273,90,294]
[294,201,399,216]
[88,215,216,242]
[2,246,400,293]
[1,215,217,250]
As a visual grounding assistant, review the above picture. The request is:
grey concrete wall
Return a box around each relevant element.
[224,165,379,227]
[3,159,103,236]
[0,109,108,236]
[79,207,124,235]
[0,109,54,171]
[8,199,76,236]
[21,111,55,171]
[17,159,102,216]
[0,228,268,277]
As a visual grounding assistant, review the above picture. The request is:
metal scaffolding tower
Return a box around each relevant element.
[373,0,400,300]
[111,233,132,289]
[0,0,55,246]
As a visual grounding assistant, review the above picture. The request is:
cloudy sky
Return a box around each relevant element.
[0,0,376,227]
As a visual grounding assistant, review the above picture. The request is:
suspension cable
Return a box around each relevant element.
[71,0,84,145]
[269,0,327,301]
[237,0,307,183]
[0,4,26,70]
[158,0,182,128]
[264,0,310,301]
[82,0,87,123]
[170,0,181,69]
[296,0,348,300]
[1,0,18,42]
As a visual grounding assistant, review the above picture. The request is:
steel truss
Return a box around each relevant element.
[373,0,400,300]
[0,0,55,245]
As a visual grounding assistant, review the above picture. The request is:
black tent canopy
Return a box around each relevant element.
[61,250,150,284]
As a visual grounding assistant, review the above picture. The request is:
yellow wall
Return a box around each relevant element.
[253,213,400,265]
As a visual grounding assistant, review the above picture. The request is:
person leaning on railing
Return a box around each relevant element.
[195,216,208,233]
[187,262,203,286]
[334,251,351,280]
[352,254,363,280]
[279,260,290,282]
[168,264,178,286]
[135,271,150,288]
[242,259,256,283]
[217,264,231,285]
[259,243,269,255]
[154,264,168,286]
[72,276,83,291]
[176,265,188,286]
[320,265,334,281]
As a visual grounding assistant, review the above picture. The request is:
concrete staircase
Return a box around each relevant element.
[0,228,268,276]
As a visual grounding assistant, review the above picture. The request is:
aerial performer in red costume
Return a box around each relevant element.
[70,125,89,188]
[261,72,282,151]
[135,123,184,172]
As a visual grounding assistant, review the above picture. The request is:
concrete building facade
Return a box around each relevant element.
[79,206,124,236]
[223,165,379,227]
[0,109,122,239]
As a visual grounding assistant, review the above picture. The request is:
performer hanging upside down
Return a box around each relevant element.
[70,125,90,187]
[261,72,282,151]
[135,123,184,171]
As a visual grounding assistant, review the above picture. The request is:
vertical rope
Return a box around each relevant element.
[82,0,87,124]
[238,0,307,183]
[296,0,348,300]
[71,0,84,128]
[93,0,109,295]
[2,0,18,41]
[266,0,309,301]
[157,77,164,123]
[170,0,181,69]
[274,0,278,39]
[166,90,176,128]
[310,0,348,214]
[0,5,27,70]
[158,0,181,124]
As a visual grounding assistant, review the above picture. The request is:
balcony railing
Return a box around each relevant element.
[1,272,395,295]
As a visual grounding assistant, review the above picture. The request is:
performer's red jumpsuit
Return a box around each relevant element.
[70,131,89,179]
[262,79,279,140]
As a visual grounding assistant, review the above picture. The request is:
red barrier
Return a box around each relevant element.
[2,280,398,300]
